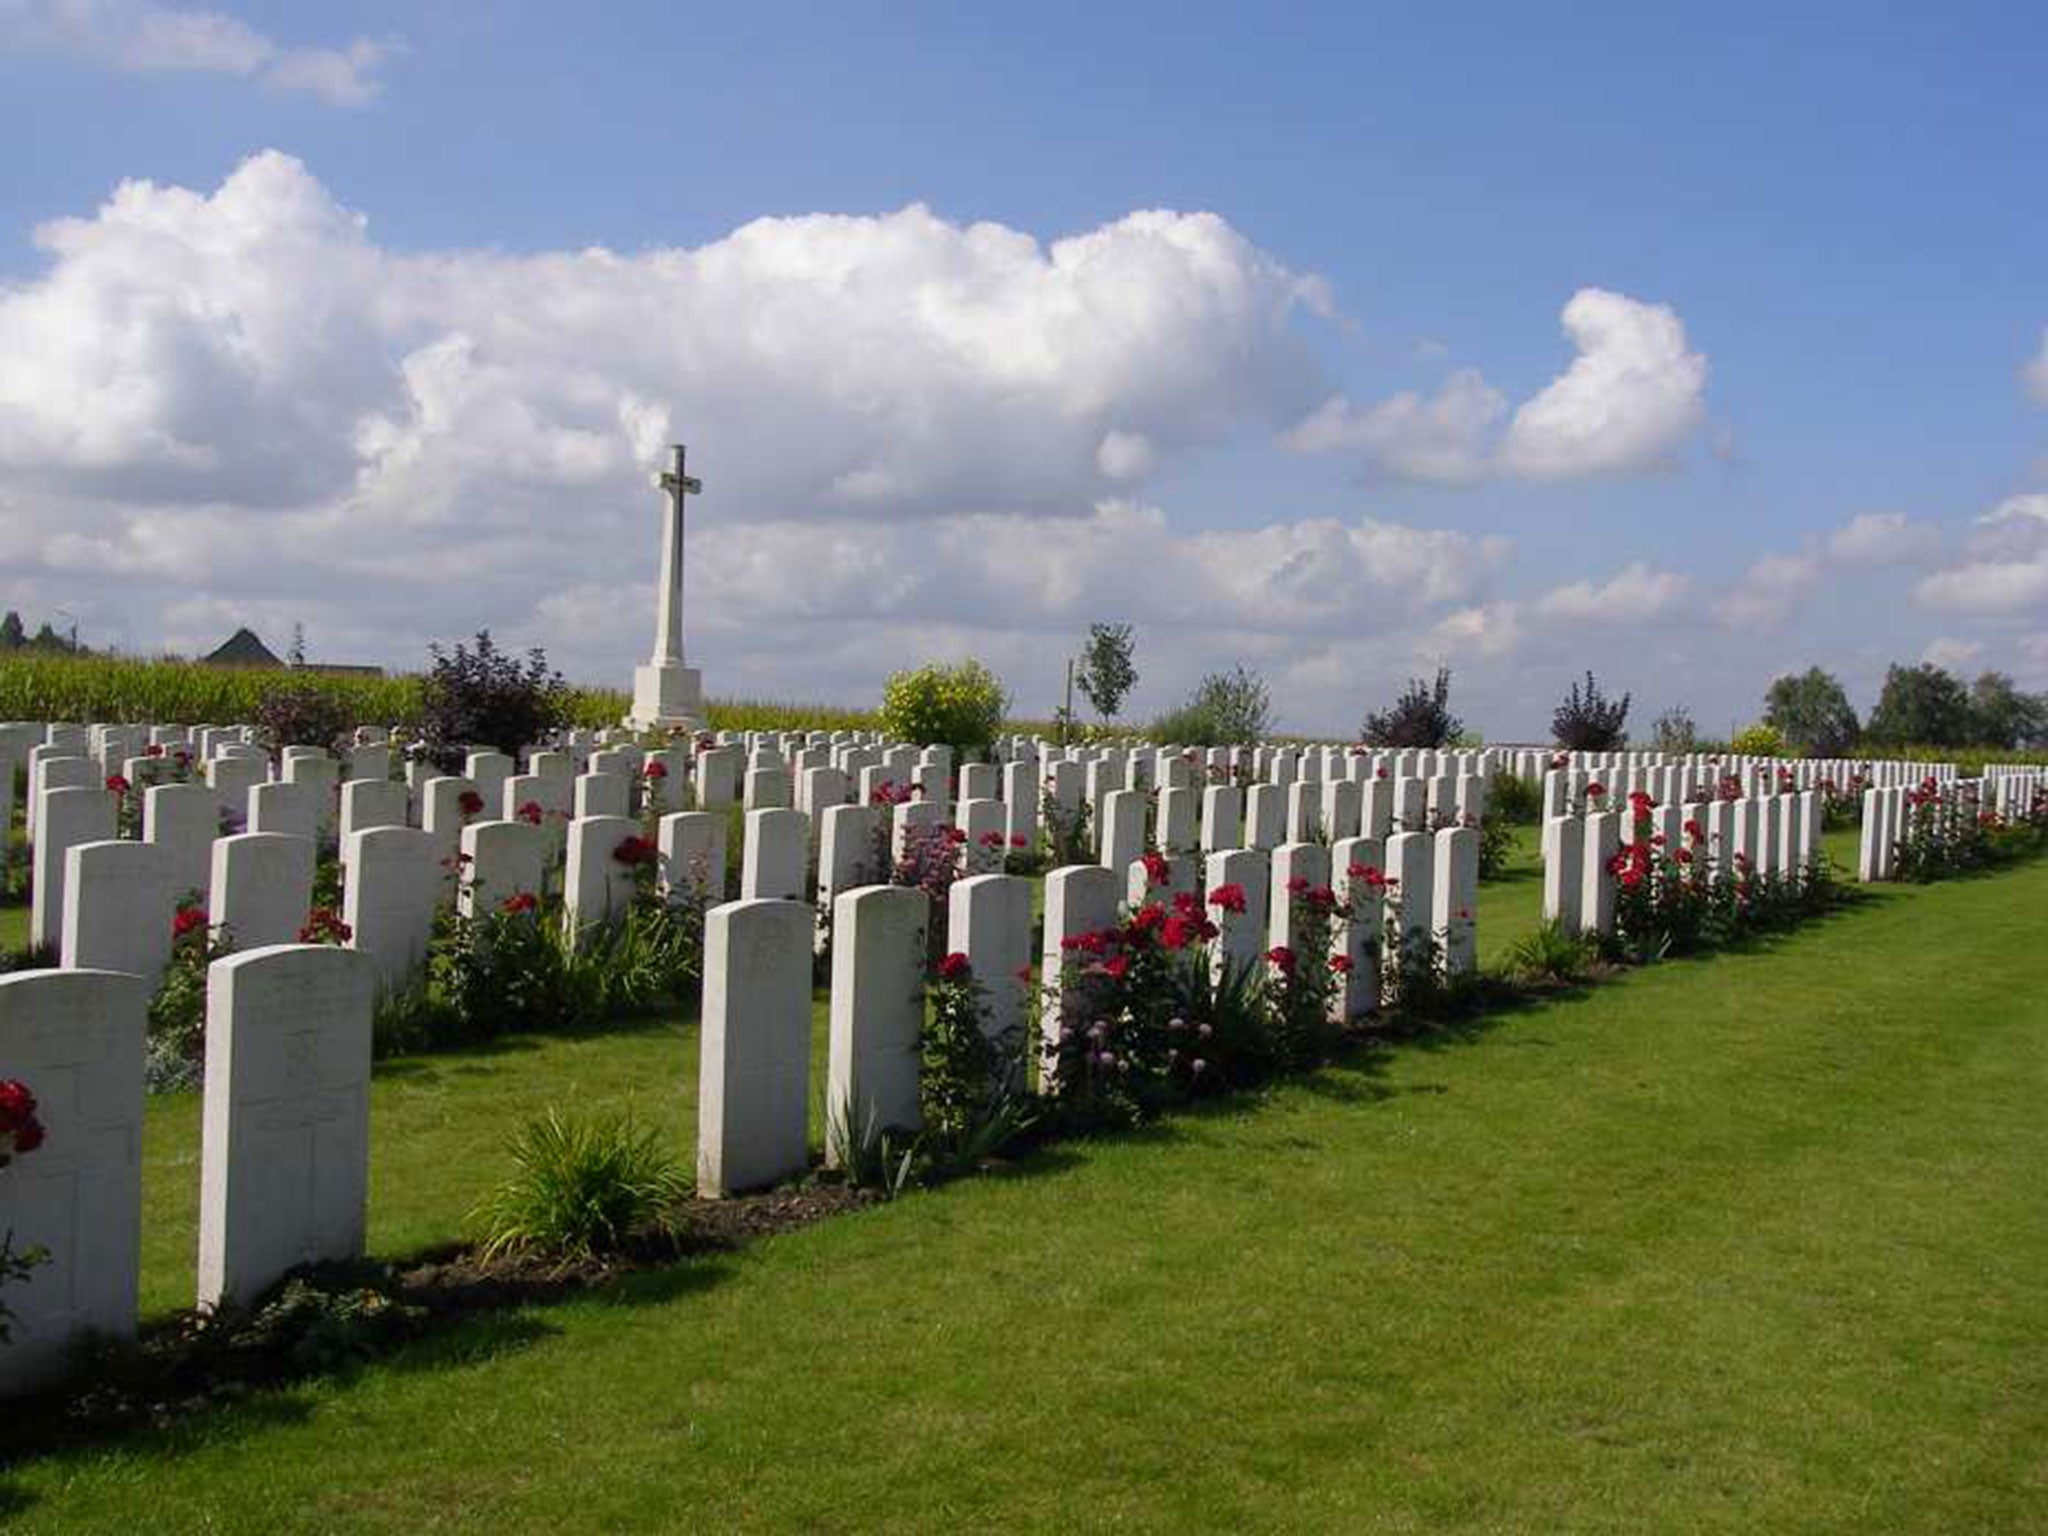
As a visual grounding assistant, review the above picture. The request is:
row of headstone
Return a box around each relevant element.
[1542,790,1823,936]
[0,944,376,1396]
[702,827,1480,1196]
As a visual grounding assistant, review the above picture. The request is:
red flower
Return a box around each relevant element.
[644,759,669,780]
[1141,850,1172,887]
[937,951,972,982]
[10,1115,44,1155]
[500,891,539,916]
[944,826,968,845]
[978,830,1006,849]
[0,1080,36,1135]
[298,907,353,944]
[145,744,165,758]
[612,834,660,867]
[172,907,208,939]
[1207,883,1247,915]
[1102,952,1130,981]
[105,773,130,796]
[1328,954,1353,975]
[1160,914,1196,951]
[1131,902,1166,934]
[1675,848,1694,865]
[1683,819,1705,844]
[1621,868,1644,889]
[458,789,486,817]
[1265,945,1297,975]
[516,800,544,825]
[1009,834,1027,848]
[1585,782,1606,799]
[1285,876,1310,895]
[1304,885,1337,909]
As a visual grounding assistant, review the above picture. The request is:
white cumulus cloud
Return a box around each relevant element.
[1286,288,1709,484]
[0,0,394,104]
[1915,494,2048,617]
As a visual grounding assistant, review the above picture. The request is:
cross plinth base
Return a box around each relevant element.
[627,661,706,732]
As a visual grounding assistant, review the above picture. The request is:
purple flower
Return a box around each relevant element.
[1191,1059,1209,1075]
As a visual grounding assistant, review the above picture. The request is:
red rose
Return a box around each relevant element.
[1160,915,1195,951]
[1265,946,1297,975]
[612,835,659,867]
[458,790,486,817]
[501,891,539,916]
[979,830,1005,848]
[1328,954,1353,975]
[1285,876,1309,895]
[1102,952,1130,981]
[1207,883,1247,915]
[172,907,208,939]
[516,801,544,825]
[145,744,164,758]
[644,760,669,780]
[1009,834,1026,848]
[937,951,972,982]
[0,1079,35,1133]
[11,1116,45,1155]
[105,774,130,796]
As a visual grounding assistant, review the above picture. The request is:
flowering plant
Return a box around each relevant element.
[299,907,353,946]
[147,895,233,1089]
[920,954,1025,1147]
[0,1077,50,1344]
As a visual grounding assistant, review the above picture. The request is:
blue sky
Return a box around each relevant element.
[2,1,2045,737]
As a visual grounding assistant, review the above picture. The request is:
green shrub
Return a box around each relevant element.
[1507,920,1593,984]
[1489,772,1542,825]
[1149,665,1272,746]
[1730,722,1790,756]
[470,1109,691,1266]
[879,659,1009,757]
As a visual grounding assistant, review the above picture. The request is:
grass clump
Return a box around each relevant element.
[470,1109,692,1268]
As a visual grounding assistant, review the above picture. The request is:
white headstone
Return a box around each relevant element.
[197,944,376,1309]
[0,968,147,1394]
[210,832,316,952]
[698,898,812,1196]
[740,808,809,901]
[825,884,926,1165]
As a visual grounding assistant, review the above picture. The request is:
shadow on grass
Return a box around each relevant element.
[0,1234,736,1471]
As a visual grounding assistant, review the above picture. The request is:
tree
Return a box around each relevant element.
[28,623,66,653]
[1149,666,1272,746]
[1967,671,2048,750]
[1075,623,1138,721]
[1865,662,1974,747]
[418,632,571,769]
[1360,667,1462,748]
[0,612,22,650]
[1552,671,1630,751]
[1763,667,1860,757]
[288,622,307,669]
[1648,705,1697,753]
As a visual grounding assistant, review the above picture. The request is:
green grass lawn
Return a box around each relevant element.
[2,833,2042,1531]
